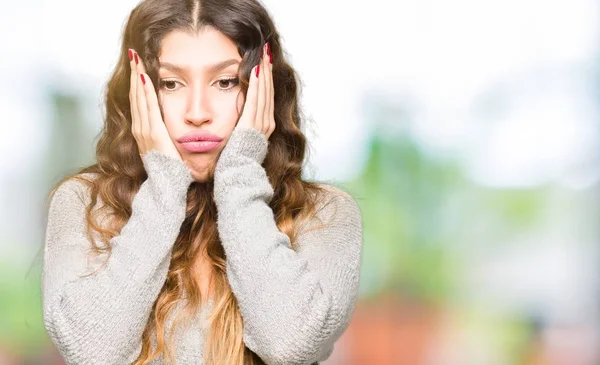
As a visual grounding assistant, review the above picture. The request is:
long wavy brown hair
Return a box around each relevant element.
[44,0,345,364]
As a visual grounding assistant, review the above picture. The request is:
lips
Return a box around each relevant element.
[179,140,221,153]
[177,130,223,153]
[177,130,223,143]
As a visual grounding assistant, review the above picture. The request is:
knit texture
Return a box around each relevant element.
[42,126,363,365]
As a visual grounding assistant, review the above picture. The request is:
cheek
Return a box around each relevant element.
[214,92,242,126]
[159,94,186,126]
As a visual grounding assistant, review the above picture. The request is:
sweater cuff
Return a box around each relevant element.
[141,149,195,204]
[221,127,269,165]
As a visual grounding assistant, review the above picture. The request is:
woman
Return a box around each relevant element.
[41,0,363,364]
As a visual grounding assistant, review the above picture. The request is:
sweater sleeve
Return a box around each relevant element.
[213,127,364,365]
[41,150,195,365]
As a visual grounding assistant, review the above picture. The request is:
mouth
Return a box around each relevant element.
[176,130,223,153]
[179,140,221,153]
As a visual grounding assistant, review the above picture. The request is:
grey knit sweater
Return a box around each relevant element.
[41,126,363,365]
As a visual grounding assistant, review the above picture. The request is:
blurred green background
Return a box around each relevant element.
[1,0,599,364]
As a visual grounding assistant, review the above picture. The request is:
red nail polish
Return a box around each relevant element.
[128,49,133,61]
[266,42,271,56]
[134,52,139,65]
[269,53,273,64]
[140,74,145,85]
[256,65,260,77]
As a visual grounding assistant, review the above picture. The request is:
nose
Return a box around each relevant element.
[184,86,212,126]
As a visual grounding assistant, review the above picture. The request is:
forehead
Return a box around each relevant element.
[158,27,241,67]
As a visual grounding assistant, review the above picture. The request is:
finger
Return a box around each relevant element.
[269,52,275,134]
[134,51,150,139]
[141,70,163,134]
[134,52,157,132]
[265,44,275,137]
[261,45,270,133]
[241,64,259,127]
[137,72,150,144]
[263,43,271,134]
[270,70,275,136]
[255,53,266,132]
[129,49,142,149]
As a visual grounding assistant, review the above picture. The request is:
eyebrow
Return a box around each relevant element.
[159,59,240,74]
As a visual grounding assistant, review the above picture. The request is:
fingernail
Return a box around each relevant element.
[128,49,133,61]
[256,65,260,77]
[266,42,271,56]
[134,52,139,65]
[140,74,146,85]
[269,53,273,64]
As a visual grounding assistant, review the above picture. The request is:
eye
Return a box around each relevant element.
[215,77,240,92]
[159,79,182,92]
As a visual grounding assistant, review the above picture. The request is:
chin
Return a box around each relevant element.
[186,163,214,183]
[187,168,208,182]
[193,175,212,183]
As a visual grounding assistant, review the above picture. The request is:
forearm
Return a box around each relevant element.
[213,127,363,364]
[42,150,194,363]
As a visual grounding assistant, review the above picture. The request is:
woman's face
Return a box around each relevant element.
[157,26,244,182]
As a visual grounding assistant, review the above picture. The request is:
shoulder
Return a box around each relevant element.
[314,183,354,202]
[313,183,362,219]
[302,183,363,234]
[45,173,105,248]
[294,183,363,259]
[48,172,100,208]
